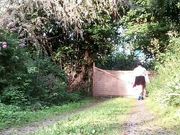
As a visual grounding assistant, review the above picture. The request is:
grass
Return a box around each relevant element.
[0,98,94,130]
[34,98,134,135]
[146,99,180,134]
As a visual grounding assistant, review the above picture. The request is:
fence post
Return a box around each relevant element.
[92,62,95,96]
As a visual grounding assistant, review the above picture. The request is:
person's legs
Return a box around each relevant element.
[137,85,143,100]
[142,83,147,99]
[134,76,146,100]
[140,77,146,100]
[140,85,144,100]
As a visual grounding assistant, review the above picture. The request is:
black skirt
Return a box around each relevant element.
[133,76,146,88]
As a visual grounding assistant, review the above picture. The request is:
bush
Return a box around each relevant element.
[96,53,137,70]
[148,37,180,106]
[0,29,81,108]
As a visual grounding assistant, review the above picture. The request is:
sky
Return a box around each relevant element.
[116,26,146,62]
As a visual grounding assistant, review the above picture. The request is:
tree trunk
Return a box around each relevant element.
[68,50,93,95]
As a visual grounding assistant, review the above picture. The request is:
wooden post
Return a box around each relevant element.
[92,62,95,96]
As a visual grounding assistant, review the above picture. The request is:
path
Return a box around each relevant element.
[1,98,178,135]
[0,99,106,135]
[123,100,177,135]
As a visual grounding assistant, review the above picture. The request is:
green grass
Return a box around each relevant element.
[34,98,134,135]
[0,98,94,130]
[146,99,180,134]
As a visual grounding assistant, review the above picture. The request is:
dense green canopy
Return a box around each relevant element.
[0,0,180,107]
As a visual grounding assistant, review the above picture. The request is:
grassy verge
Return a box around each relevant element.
[34,98,134,135]
[146,99,180,134]
[0,98,94,130]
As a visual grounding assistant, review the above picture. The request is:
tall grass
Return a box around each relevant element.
[34,98,134,135]
[148,37,180,107]
[146,99,180,134]
[146,37,180,134]
[0,98,93,130]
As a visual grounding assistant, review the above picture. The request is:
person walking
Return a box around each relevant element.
[133,62,149,100]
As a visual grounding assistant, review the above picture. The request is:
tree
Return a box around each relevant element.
[0,0,131,91]
[120,0,180,60]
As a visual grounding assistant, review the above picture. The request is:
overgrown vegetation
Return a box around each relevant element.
[0,0,180,132]
[0,98,93,130]
[146,99,180,134]
[119,0,180,107]
[34,98,134,135]
[148,37,180,106]
[0,29,81,108]
[0,1,131,129]
[0,0,130,91]
[96,52,136,70]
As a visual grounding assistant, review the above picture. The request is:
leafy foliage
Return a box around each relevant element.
[150,0,180,23]
[0,0,179,108]
[122,6,168,58]
[0,29,81,107]
[148,37,180,106]
[1,0,128,33]
[121,0,180,107]
[120,0,180,60]
[0,0,131,91]
[96,53,136,70]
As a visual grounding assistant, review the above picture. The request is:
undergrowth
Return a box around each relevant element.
[148,37,180,107]
[146,99,180,134]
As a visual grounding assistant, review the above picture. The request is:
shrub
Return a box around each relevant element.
[148,37,180,106]
[0,29,81,108]
[96,53,137,70]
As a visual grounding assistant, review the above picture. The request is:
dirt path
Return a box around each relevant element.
[1,111,81,135]
[123,100,177,135]
[1,98,177,135]
[0,99,106,135]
